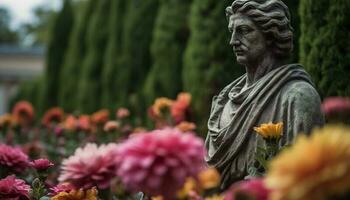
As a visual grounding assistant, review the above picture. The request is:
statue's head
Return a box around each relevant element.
[226,0,293,65]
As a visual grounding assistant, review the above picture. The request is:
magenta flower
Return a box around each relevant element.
[322,97,350,118]
[58,143,118,189]
[0,143,29,174]
[0,175,30,199]
[224,179,271,200]
[116,128,206,199]
[30,158,54,171]
[48,182,76,196]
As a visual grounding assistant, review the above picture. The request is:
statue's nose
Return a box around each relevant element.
[230,34,240,46]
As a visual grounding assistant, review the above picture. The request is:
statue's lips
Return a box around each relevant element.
[234,50,245,56]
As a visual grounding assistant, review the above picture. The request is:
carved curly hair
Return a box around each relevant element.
[226,0,293,58]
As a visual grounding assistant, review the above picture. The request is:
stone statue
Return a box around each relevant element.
[205,0,324,190]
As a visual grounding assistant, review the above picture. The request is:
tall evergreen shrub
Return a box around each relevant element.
[101,0,127,110]
[59,0,96,112]
[143,0,192,106]
[43,0,74,110]
[116,0,159,116]
[183,0,244,129]
[78,0,111,113]
[299,0,350,97]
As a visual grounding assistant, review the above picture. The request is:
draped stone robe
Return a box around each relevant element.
[205,64,324,190]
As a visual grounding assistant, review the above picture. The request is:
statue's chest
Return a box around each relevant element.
[219,100,240,129]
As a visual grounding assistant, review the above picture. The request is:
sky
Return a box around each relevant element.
[0,0,61,29]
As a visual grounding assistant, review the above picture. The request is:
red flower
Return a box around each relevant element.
[171,93,191,123]
[0,175,30,200]
[12,101,34,127]
[0,143,29,174]
[30,158,54,171]
[116,128,206,199]
[42,107,65,127]
[224,179,271,200]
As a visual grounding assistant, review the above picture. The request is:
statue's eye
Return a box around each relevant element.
[239,26,252,35]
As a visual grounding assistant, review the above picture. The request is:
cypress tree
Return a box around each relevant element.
[299,0,350,97]
[116,0,159,115]
[78,0,111,113]
[143,0,192,106]
[283,0,300,63]
[42,0,74,110]
[183,0,244,129]
[59,0,96,112]
[101,0,127,110]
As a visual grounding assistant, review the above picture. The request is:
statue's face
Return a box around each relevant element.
[228,13,268,66]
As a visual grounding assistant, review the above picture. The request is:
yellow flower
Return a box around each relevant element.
[204,195,224,200]
[152,97,174,117]
[266,125,350,200]
[254,122,283,139]
[51,188,98,200]
[151,196,163,200]
[176,177,197,199]
[198,168,221,189]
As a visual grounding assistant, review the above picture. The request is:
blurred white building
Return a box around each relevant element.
[0,45,44,114]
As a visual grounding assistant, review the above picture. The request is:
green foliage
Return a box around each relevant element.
[299,0,350,97]
[143,0,192,106]
[10,77,43,117]
[283,0,300,63]
[77,0,111,113]
[0,7,19,44]
[183,0,244,130]
[116,0,160,116]
[59,0,96,112]
[20,6,57,46]
[101,0,127,110]
[42,0,74,111]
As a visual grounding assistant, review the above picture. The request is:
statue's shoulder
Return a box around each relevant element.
[281,77,321,107]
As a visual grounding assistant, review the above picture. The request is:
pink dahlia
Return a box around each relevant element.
[0,175,30,199]
[30,158,54,171]
[116,128,206,199]
[0,143,29,174]
[224,179,271,200]
[48,182,76,196]
[58,143,118,189]
[322,97,350,117]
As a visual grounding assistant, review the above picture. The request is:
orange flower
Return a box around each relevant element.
[64,115,78,131]
[91,109,109,125]
[198,168,221,190]
[205,195,224,200]
[51,188,98,200]
[0,114,17,128]
[78,115,91,132]
[103,121,120,132]
[176,121,196,132]
[266,125,350,200]
[254,122,283,139]
[12,101,34,126]
[177,178,197,199]
[42,107,65,127]
[152,98,174,117]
